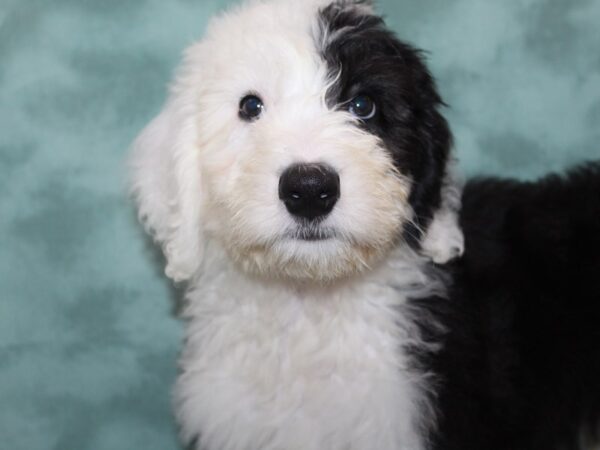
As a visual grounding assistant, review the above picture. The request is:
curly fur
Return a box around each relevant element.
[130,1,600,449]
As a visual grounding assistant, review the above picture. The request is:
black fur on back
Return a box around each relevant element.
[318,3,600,448]
[318,2,452,246]
[418,163,600,449]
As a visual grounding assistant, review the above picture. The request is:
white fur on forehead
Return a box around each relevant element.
[179,3,327,100]
[202,0,374,49]
[175,0,377,127]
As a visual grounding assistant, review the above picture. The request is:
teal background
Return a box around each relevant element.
[1,0,598,449]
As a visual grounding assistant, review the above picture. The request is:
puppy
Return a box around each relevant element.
[130,0,600,449]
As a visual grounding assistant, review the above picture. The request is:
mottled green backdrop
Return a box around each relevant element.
[1,0,598,449]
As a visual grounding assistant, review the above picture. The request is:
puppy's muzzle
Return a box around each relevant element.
[279,163,340,221]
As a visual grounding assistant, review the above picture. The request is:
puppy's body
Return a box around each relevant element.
[130,1,600,449]
[434,166,600,450]
[176,243,439,450]
[173,166,600,450]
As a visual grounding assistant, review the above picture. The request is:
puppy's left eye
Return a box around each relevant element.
[348,95,376,120]
[239,95,264,121]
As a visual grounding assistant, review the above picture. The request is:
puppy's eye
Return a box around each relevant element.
[239,95,264,121]
[348,95,376,120]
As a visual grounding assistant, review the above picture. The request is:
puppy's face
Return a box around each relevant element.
[132,0,452,282]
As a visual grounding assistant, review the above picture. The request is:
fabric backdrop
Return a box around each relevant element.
[1,0,598,449]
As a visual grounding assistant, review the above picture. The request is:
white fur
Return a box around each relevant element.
[175,243,442,450]
[130,0,462,448]
[131,97,204,282]
[422,165,465,265]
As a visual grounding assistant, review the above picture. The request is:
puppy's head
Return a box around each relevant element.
[131,0,463,283]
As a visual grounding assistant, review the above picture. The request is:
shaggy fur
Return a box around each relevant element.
[130,0,600,449]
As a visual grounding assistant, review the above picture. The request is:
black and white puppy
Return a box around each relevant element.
[130,0,600,449]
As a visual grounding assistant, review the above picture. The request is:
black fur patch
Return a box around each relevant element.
[415,162,600,449]
[318,2,452,245]
[319,4,600,449]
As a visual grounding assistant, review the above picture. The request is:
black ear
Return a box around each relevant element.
[402,55,453,247]
[318,3,454,250]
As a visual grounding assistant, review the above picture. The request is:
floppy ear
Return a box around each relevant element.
[396,46,463,264]
[130,95,204,282]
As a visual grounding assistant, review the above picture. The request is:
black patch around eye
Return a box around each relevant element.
[318,2,452,247]
[239,95,264,121]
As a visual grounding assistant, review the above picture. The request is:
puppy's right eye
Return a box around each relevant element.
[348,95,376,120]
[239,95,264,121]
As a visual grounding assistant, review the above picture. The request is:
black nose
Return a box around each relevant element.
[279,163,340,221]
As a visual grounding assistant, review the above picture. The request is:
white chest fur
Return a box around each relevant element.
[175,249,437,450]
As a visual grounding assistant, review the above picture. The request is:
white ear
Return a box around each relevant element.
[130,96,204,282]
[421,170,465,265]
